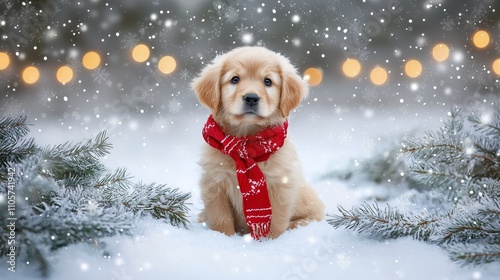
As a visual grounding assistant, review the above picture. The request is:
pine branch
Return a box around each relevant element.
[328,202,439,241]
[0,115,192,277]
[25,202,135,250]
[0,115,37,180]
[40,132,112,186]
[446,243,500,266]
[42,131,112,161]
[122,183,191,228]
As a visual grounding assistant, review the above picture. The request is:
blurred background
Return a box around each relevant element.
[0,0,499,159]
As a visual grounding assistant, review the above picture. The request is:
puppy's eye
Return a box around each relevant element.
[264,78,272,87]
[230,76,240,84]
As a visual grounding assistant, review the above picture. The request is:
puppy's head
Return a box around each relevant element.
[192,46,308,134]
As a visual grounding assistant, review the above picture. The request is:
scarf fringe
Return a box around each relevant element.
[250,221,272,240]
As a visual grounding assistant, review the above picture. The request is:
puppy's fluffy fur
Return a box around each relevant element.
[192,46,325,238]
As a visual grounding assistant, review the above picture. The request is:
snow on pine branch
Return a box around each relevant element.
[0,115,192,277]
[328,202,439,241]
[329,100,500,267]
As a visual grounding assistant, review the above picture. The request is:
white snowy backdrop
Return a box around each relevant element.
[1,0,500,279]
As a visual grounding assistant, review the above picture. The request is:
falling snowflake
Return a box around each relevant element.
[214,1,239,23]
[159,29,170,44]
[394,194,415,213]
[149,116,171,134]
[361,137,375,155]
[465,2,487,30]
[0,0,13,10]
[90,238,105,251]
[121,33,139,49]
[179,69,190,80]
[363,87,379,105]
[210,22,222,39]
[336,253,351,270]
[338,131,352,144]
[1,100,24,117]
[440,16,455,31]
[495,41,500,54]
[308,112,320,122]
[67,56,82,74]
[39,88,56,106]
[168,98,182,114]
[91,67,111,86]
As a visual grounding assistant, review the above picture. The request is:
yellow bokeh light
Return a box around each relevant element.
[342,58,361,78]
[472,30,490,49]
[432,43,449,62]
[132,44,150,62]
[22,66,40,85]
[370,66,388,86]
[82,51,101,70]
[493,58,500,76]
[56,66,74,84]
[158,56,177,74]
[0,52,10,70]
[404,59,423,78]
[304,67,323,87]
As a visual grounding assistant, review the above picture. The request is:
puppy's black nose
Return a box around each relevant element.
[243,93,260,106]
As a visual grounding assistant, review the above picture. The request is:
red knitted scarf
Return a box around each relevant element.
[202,115,288,239]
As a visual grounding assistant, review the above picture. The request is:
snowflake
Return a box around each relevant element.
[149,116,171,134]
[394,194,415,213]
[1,0,13,10]
[91,67,111,86]
[214,1,239,23]
[414,95,423,103]
[90,238,105,251]
[170,82,177,88]
[336,253,351,270]
[361,137,375,155]
[398,104,409,115]
[338,131,352,144]
[440,16,455,31]
[152,0,160,6]
[466,2,487,29]
[362,87,379,105]
[210,22,222,39]
[495,41,500,54]
[121,33,139,49]
[1,100,24,117]
[308,112,319,122]
[39,88,56,106]
[168,98,182,114]
[67,56,82,74]
[159,29,170,44]
[179,69,190,80]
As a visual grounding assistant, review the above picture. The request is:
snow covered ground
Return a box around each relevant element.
[7,106,500,280]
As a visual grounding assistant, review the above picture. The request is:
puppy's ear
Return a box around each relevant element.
[279,57,309,118]
[191,57,224,115]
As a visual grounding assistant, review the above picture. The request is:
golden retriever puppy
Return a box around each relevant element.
[192,46,325,239]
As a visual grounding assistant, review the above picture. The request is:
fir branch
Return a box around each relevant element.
[122,183,191,228]
[328,202,439,241]
[42,131,112,161]
[446,243,500,266]
[25,202,135,250]
[0,115,37,180]
[94,167,131,189]
[0,116,193,277]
